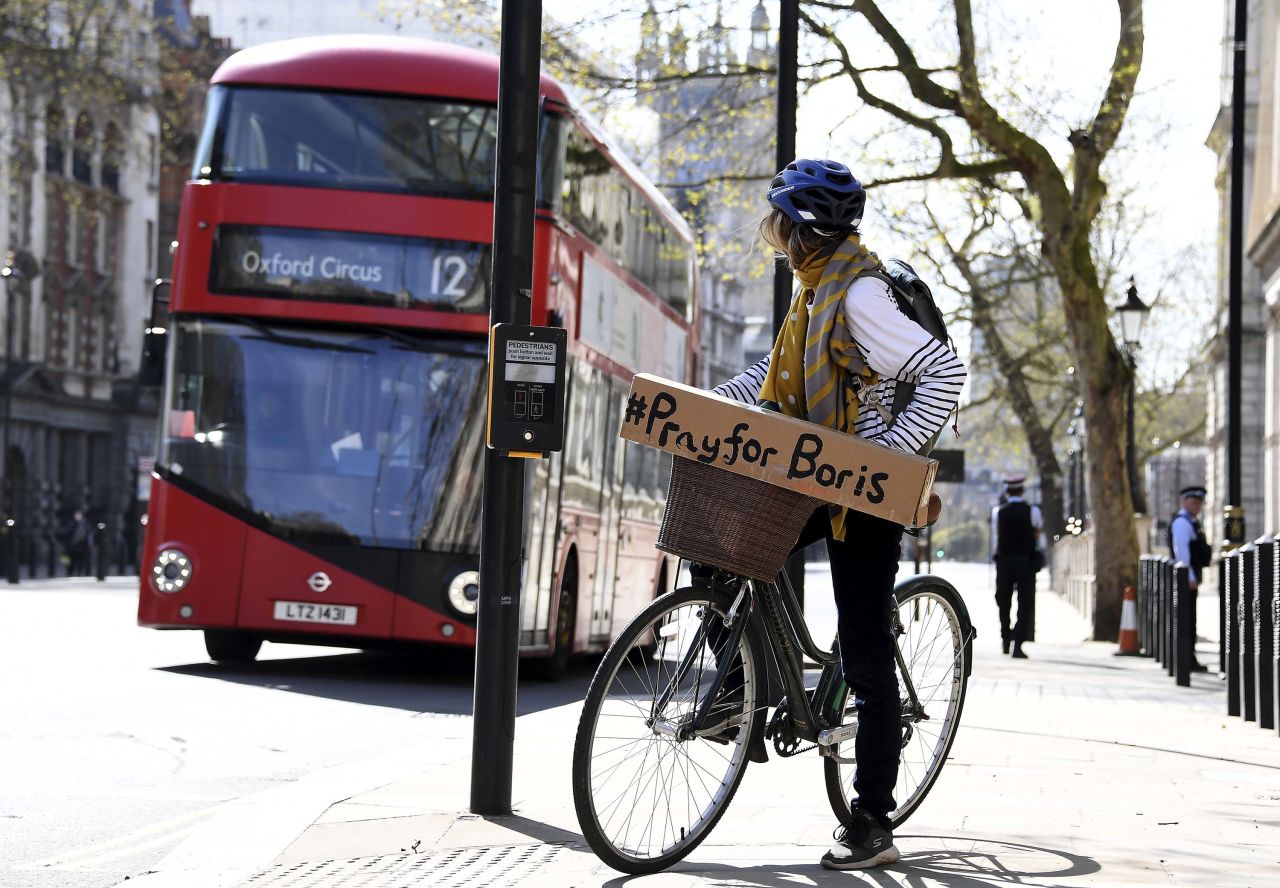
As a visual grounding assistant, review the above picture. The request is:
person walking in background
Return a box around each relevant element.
[63,510,90,577]
[1168,485,1212,672]
[991,475,1044,659]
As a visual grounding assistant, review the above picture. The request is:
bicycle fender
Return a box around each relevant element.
[893,573,976,677]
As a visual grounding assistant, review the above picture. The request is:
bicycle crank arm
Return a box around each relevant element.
[816,722,857,748]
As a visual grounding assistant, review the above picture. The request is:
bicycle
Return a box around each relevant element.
[571,456,975,874]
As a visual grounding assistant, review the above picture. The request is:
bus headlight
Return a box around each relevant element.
[152,548,192,593]
[447,570,480,616]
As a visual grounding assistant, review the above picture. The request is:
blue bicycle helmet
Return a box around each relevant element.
[767,159,865,229]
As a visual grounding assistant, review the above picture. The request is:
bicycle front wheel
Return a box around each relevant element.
[824,580,971,828]
[572,584,765,874]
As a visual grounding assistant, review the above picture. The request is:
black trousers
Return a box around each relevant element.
[793,507,905,826]
[695,507,904,825]
[994,554,1035,644]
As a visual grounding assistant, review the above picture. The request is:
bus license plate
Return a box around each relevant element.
[273,601,358,626]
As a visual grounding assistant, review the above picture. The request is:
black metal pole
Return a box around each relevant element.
[773,0,798,335]
[1225,0,1247,545]
[1126,351,1146,515]
[773,0,805,606]
[1,269,16,584]
[470,0,541,817]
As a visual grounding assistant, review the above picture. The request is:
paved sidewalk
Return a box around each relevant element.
[122,563,1280,887]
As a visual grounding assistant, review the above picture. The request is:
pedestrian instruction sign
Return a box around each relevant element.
[487,323,567,456]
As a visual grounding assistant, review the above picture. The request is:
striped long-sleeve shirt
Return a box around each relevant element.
[712,276,966,454]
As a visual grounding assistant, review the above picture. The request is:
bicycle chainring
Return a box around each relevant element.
[765,699,814,757]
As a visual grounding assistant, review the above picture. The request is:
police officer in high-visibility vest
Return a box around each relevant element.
[1168,485,1212,672]
[991,475,1045,659]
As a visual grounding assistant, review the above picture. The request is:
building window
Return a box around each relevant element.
[73,112,95,185]
[95,209,110,273]
[102,124,121,194]
[9,182,27,246]
[148,134,158,184]
[63,309,76,370]
[45,105,65,175]
[146,220,155,277]
[66,203,81,267]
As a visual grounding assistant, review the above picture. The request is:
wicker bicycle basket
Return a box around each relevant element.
[657,455,823,582]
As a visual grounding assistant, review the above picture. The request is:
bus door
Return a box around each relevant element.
[589,379,626,642]
[520,434,564,648]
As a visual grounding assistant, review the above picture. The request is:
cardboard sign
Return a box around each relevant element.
[619,374,938,528]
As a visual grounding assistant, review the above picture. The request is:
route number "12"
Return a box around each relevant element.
[431,254,469,298]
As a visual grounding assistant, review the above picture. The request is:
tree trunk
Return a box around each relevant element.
[1048,249,1139,641]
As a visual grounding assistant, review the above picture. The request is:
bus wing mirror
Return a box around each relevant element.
[150,278,171,314]
[138,279,172,388]
[138,326,168,388]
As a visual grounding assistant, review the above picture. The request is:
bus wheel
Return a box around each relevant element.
[204,630,263,664]
[535,564,577,682]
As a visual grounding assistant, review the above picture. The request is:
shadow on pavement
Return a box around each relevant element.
[596,837,1099,887]
[157,649,597,715]
[970,724,1280,771]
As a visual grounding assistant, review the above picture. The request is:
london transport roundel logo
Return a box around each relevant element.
[308,572,332,593]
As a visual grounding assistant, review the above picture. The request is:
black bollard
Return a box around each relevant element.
[1174,562,1193,687]
[1219,556,1228,674]
[1273,583,1280,739]
[1226,551,1241,717]
[94,522,107,582]
[1154,558,1165,666]
[1240,543,1257,721]
[1164,557,1175,676]
[1256,536,1275,731]
[1139,557,1151,656]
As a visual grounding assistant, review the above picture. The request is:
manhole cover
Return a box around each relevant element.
[239,844,564,888]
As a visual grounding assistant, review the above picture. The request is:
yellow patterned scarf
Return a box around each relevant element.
[761,234,882,539]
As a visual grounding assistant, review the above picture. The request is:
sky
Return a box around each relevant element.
[541,0,1226,381]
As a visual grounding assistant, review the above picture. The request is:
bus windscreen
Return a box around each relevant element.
[159,319,485,552]
[201,86,500,199]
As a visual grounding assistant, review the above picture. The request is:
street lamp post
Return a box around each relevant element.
[1066,403,1085,535]
[1114,277,1150,517]
[1,257,20,584]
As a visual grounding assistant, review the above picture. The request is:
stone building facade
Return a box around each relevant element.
[0,2,170,576]
[1206,0,1268,547]
[1245,0,1280,536]
[636,2,775,387]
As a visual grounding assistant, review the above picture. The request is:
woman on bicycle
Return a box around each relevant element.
[712,158,967,870]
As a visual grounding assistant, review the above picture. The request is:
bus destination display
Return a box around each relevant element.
[211,225,491,313]
[488,325,567,455]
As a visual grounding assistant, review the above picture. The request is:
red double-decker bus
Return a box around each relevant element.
[138,36,697,677]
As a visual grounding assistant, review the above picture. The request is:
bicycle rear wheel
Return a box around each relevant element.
[572,584,764,874]
[824,580,971,828]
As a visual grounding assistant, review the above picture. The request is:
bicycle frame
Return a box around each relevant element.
[652,566,936,752]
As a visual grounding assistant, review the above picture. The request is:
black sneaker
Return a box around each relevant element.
[820,810,899,870]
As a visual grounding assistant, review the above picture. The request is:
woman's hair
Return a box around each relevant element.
[758,208,853,269]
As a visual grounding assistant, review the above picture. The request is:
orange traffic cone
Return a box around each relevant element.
[1114,584,1141,656]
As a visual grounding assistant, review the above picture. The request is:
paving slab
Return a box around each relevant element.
[125,563,1280,887]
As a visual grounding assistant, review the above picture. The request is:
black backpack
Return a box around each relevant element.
[1166,512,1212,570]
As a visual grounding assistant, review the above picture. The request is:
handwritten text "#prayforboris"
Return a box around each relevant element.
[625,391,891,504]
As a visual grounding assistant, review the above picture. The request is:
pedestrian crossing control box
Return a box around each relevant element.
[487,323,567,457]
